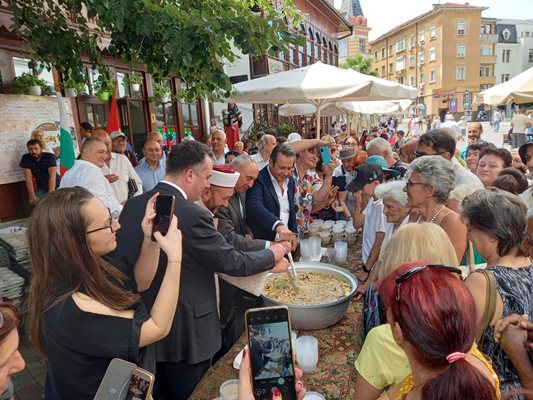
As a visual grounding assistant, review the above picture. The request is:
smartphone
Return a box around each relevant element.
[124,368,154,400]
[151,194,175,241]
[245,306,296,400]
[93,358,136,400]
[319,146,331,165]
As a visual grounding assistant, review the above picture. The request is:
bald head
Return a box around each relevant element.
[91,129,112,154]
[212,130,226,152]
[148,131,164,147]
[143,139,162,164]
[467,122,483,142]
[231,155,259,193]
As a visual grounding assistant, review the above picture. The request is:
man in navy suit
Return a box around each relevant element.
[112,141,290,400]
[246,143,298,250]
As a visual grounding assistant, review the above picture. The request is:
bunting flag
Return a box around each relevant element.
[57,94,75,177]
[106,81,120,134]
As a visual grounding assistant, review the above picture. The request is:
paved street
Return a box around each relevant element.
[396,119,512,149]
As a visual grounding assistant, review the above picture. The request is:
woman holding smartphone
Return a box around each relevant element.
[27,187,182,400]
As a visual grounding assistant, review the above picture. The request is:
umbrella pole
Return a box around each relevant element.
[316,107,321,139]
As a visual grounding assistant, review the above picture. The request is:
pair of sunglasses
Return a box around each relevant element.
[395,264,462,324]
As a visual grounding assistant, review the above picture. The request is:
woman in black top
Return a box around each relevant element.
[27,187,182,400]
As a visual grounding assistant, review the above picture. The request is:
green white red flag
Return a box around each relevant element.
[57,93,75,177]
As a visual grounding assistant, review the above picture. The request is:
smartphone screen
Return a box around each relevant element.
[125,368,154,400]
[319,146,331,165]
[245,306,296,400]
[151,194,175,241]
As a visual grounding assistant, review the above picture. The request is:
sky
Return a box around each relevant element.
[333,0,533,40]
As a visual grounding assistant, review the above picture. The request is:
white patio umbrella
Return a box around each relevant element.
[278,99,413,118]
[228,62,417,138]
[476,66,533,105]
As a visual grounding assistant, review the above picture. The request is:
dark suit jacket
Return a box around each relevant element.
[245,166,297,241]
[215,193,267,252]
[112,182,275,364]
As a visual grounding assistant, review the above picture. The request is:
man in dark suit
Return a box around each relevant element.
[216,154,267,251]
[113,141,290,400]
[214,155,269,362]
[246,143,298,249]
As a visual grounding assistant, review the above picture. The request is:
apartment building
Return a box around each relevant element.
[369,3,496,120]
[494,19,533,85]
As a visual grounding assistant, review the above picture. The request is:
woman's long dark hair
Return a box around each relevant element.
[27,187,138,355]
[379,262,497,400]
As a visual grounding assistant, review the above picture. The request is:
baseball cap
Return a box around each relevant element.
[346,163,383,192]
[109,131,127,140]
[287,132,302,143]
[366,155,400,177]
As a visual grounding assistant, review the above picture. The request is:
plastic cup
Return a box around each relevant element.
[332,226,344,234]
[300,239,311,261]
[309,236,321,259]
[327,246,335,264]
[220,379,239,400]
[319,231,331,246]
[318,224,330,232]
[312,219,324,225]
[308,226,320,237]
[296,336,319,373]
[334,241,348,263]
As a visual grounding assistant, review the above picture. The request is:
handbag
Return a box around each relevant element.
[475,269,497,349]
[127,179,138,199]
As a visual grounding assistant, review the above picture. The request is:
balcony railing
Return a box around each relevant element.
[480,55,497,64]
[480,33,498,42]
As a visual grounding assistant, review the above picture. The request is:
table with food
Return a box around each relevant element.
[190,230,364,400]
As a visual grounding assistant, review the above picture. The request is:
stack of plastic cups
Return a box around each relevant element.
[300,238,312,261]
[334,241,348,263]
[296,336,319,373]
[332,225,344,242]
[345,225,357,244]
[309,236,321,260]
[308,221,321,237]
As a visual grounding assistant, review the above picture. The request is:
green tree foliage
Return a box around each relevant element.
[340,54,377,76]
[9,0,302,100]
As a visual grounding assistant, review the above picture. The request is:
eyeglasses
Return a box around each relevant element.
[86,208,114,234]
[395,264,462,324]
[405,180,426,189]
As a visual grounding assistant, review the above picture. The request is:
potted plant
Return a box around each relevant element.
[124,73,143,92]
[12,72,49,96]
[61,78,87,97]
[93,76,114,101]
[152,81,171,103]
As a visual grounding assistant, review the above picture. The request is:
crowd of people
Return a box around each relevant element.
[6,107,533,400]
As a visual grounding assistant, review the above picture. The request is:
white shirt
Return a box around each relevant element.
[452,161,484,190]
[212,151,226,166]
[267,166,290,230]
[251,152,269,171]
[60,160,123,218]
[362,198,391,265]
[160,180,188,200]
[103,153,143,203]
[512,114,528,133]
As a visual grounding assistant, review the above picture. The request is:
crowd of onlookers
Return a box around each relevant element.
[6,107,533,400]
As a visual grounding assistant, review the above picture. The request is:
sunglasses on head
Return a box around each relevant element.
[395,264,462,324]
